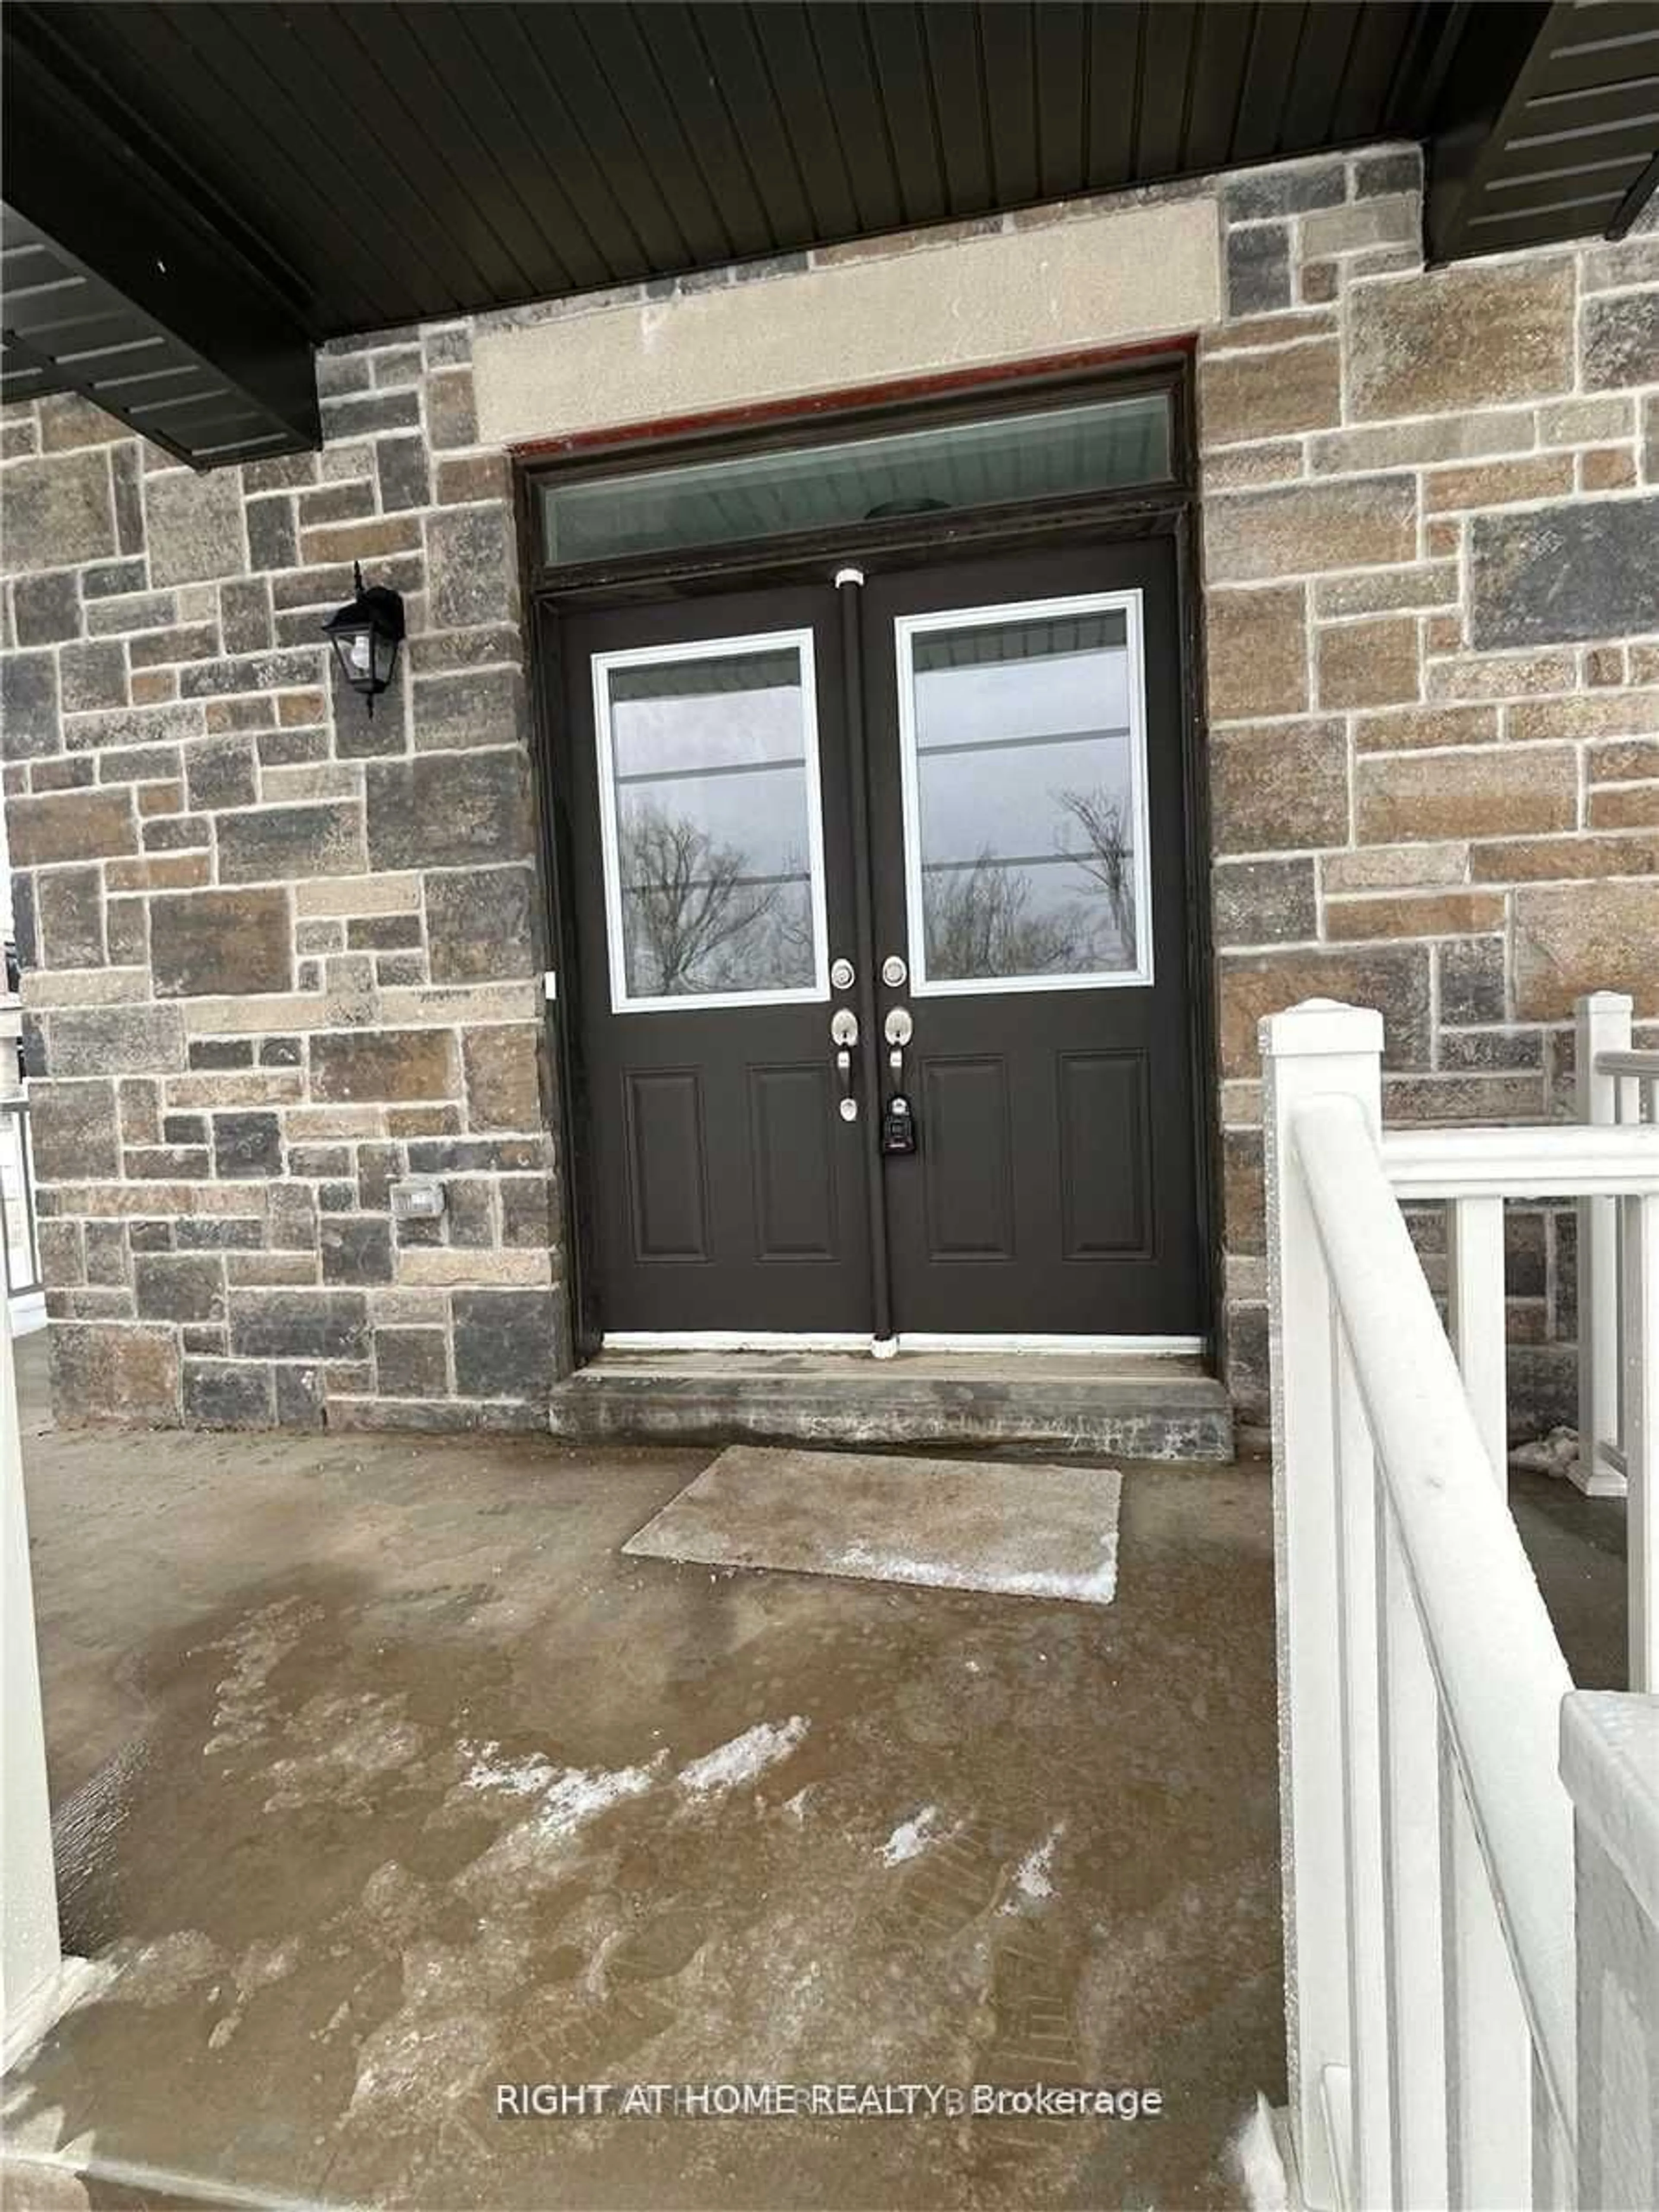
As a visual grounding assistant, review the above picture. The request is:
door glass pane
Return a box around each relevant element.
[898,594,1152,994]
[595,632,828,1011]
[542,393,1170,567]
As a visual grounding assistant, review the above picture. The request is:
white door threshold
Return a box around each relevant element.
[603,1330,1207,1357]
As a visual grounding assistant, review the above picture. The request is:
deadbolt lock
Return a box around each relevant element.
[830,957,855,991]
[881,954,908,988]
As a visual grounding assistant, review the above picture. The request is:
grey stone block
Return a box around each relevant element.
[146,468,246,584]
[30,1080,121,1180]
[1580,291,1659,391]
[134,1254,226,1323]
[453,1288,558,1400]
[183,1359,276,1428]
[412,666,528,752]
[49,1006,186,1076]
[366,748,530,871]
[320,1216,394,1285]
[213,1112,284,1179]
[1,652,60,760]
[1471,496,1659,648]
[425,863,534,983]
[37,866,105,968]
[1225,224,1291,317]
[12,571,80,646]
[229,1290,369,1361]
[376,1328,449,1397]
[427,506,514,629]
[216,802,365,883]
[2,452,117,573]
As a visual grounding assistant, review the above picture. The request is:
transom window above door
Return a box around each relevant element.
[896,591,1153,995]
[592,631,831,1013]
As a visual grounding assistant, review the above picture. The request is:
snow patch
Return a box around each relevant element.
[1227,2093,1292,2212]
[1007,1824,1064,1906]
[677,1717,809,1797]
[459,1741,558,1796]
[880,1806,946,1866]
[536,1759,661,1838]
[781,1786,815,1823]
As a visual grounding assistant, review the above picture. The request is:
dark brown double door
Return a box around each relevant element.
[560,539,1202,1343]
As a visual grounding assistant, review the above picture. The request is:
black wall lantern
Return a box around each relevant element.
[323,562,405,716]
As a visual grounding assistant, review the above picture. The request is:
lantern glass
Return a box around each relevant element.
[323,573,404,706]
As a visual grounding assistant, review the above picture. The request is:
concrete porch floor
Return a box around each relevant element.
[2,1335,1626,2212]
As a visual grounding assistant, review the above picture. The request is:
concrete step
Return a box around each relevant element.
[548,1348,1233,1461]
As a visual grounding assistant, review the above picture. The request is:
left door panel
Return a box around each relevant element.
[560,585,874,1333]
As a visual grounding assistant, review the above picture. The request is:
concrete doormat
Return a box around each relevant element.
[623,1444,1122,1603]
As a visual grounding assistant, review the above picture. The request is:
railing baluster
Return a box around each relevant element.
[1379,1502,1448,2208]
[1621,1191,1657,1692]
[1333,1313,1394,2209]
[1447,1194,1508,1489]
[1575,992,1632,1498]
[1441,1731,1534,2210]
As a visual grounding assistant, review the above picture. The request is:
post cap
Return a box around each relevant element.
[1258,998,1386,1060]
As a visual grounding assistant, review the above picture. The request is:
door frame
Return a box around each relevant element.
[515,346,1221,1373]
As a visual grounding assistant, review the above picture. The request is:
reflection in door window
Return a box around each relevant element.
[594,632,830,1011]
[898,594,1153,994]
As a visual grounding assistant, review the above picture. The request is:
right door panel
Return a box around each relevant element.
[862,540,1204,1338]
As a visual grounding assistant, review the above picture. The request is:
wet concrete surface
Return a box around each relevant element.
[3,1333,1626,2212]
[4,1334,1284,2211]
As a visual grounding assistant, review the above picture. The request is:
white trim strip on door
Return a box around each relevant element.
[602,1331,1206,1356]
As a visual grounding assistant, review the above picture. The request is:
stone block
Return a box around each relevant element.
[30,1079,120,1180]
[1347,262,1575,419]
[37,867,105,968]
[1206,586,1307,720]
[48,1322,180,1422]
[146,468,247,584]
[1515,882,1659,1017]
[49,1005,185,1075]
[213,1112,283,1178]
[411,666,529,752]
[184,736,259,812]
[1211,719,1348,855]
[376,435,431,512]
[1354,705,1497,753]
[427,506,515,629]
[452,1288,557,1400]
[182,1360,275,1428]
[12,571,80,646]
[1357,747,1576,843]
[1311,415,1534,476]
[463,1024,542,1131]
[216,802,366,883]
[375,1328,449,1396]
[1324,890,1504,941]
[1440,930,1509,1025]
[500,1176,553,1249]
[321,1215,395,1285]
[228,1290,369,1360]
[150,888,293,999]
[1,451,117,572]
[310,1028,459,1104]
[1224,163,1345,221]
[59,639,129,713]
[1201,340,1341,444]
[0,651,60,760]
[1470,497,1659,648]
[1205,477,1417,583]
[1300,195,1416,259]
[1225,224,1290,318]
[134,1253,225,1323]
[425,863,535,983]
[1212,857,1318,946]
[6,789,134,868]
[425,368,478,449]
[366,749,530,872]
[1317,617,1420,709]
[1217,944,1432,1078]
[1424,455,1575,513]
[1581,292,1659,391]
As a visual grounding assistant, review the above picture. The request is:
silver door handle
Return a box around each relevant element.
[884,1005,912,1081]
[831,1007,859,1120]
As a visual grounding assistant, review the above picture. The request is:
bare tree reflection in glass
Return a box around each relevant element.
[619,801,814,996]
[1057,785,1137,965]
[924,850,1077,979]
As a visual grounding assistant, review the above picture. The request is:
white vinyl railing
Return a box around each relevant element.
[1263,999,1659,2212]
[1576,991,1659,1514]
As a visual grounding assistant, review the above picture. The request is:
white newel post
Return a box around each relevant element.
[1561,1692,1659,2212]
[1576,991,1633,1499]
[0,1297,81,2068]
[1262,998,1384,2212]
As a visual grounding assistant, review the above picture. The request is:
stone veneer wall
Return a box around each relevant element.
[1200,151,1659,1428]
[0,334,566,1428]
[1,142,1656,1433]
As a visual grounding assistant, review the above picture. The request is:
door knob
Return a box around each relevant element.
[884,1005,912,1079]
[831,1007,859,1120]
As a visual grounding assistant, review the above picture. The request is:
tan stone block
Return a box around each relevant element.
[1425,651,1578,702]
[1317,617,1420,710]
[7,788,136,867]
[1515,881,1659,1016]
[136,780,184,817]
[1579,447,1637,493]
[1425,518,1460,558]
[226,1253,320,1286]
[1201,340,1341,445]
[105,853,211,892]
[163,1073,306,1109]
[21,967,150,1008]
[1357,747,1576,842]
[1383,1074,1548,1124]
[1201,442,1304,492]
[1585,647,1626,688]
[379,982,539,1026]
[1315,563,1459,619]
[1324,890,1505,941]
[1309,412,1533,476]
[283,1106,385,1139]
[294,871,423,918]
[1211,718,1348,854]
[1204,477,1417,583]
[396,1249,553,1287]
[311,1028,459,1104]
[131,670,177,706]
[1207,586,1308,720]
[1632,645,1659,687]
[1322,842,1469,892]
[1423,456,1573,513]
[1471,833,1659,883]
[1220,1078,1262,1128]
[1348,261,1575,420]
[1591,739,1659,781]
[298,516,422,566]
[462,1025,543,1132]
[1202,309,1339,354]
[1353,706,1498,753]
[1587,784,1659,829]
[1539,396,1635,445]
[1217,943,1432,1078]
[260,764,362,803]
[1424,615,1462,655]
[369,1288,451,1325]
[1505,692,1659,743]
